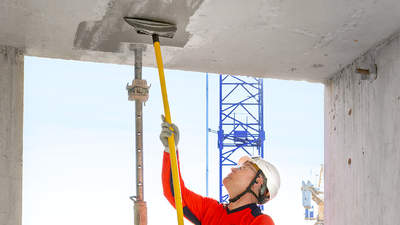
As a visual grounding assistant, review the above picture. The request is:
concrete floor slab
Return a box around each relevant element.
[1,0,400,81]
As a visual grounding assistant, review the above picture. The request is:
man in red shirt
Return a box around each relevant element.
[160,118,280,225]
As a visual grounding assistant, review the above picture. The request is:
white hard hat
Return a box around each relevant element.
[239,156,281,202]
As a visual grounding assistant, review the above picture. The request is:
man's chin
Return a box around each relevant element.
[222,177,231,186]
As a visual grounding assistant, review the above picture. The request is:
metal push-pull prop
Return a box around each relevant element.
[124,17,184,225]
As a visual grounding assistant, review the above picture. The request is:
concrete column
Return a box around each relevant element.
[325,33,400,225]
[0,46,24,225]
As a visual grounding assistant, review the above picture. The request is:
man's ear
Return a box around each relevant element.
[255,176,264,185]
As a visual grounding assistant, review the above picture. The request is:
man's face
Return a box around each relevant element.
[223,161,258,197]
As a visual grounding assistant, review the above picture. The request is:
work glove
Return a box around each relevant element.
[159,115,179,153]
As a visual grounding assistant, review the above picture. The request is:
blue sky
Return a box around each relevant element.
[23,56,324,225]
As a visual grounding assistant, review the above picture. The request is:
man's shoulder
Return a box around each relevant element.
[250,214,275,225]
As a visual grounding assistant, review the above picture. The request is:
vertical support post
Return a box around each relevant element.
[135,48,144,202]
[0,45,24,225]
[132,48,147,225]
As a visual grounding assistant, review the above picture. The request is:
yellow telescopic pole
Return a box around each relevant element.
[153,37,185,225]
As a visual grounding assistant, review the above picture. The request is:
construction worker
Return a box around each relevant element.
[160,117,280,225]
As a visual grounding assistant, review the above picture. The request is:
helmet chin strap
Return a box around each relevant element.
[229,170,262,203]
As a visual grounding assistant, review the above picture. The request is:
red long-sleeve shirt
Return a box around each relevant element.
[162,151,275,225]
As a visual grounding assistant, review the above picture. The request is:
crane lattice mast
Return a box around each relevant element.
[217,75,265,204]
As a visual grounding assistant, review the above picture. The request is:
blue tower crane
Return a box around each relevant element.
[217,74,265,204]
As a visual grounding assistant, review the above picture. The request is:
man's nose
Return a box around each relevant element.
[231,167,238,172]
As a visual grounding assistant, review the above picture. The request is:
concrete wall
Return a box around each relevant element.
[0,46,24,225]
[325,33,400,225]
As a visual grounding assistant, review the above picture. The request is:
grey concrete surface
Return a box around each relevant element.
[1,0,400,81]
[0,46,24,225]
[74,0,203,50]
[325,32,400,225]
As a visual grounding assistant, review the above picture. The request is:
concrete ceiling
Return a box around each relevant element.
[1,0,400,82]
